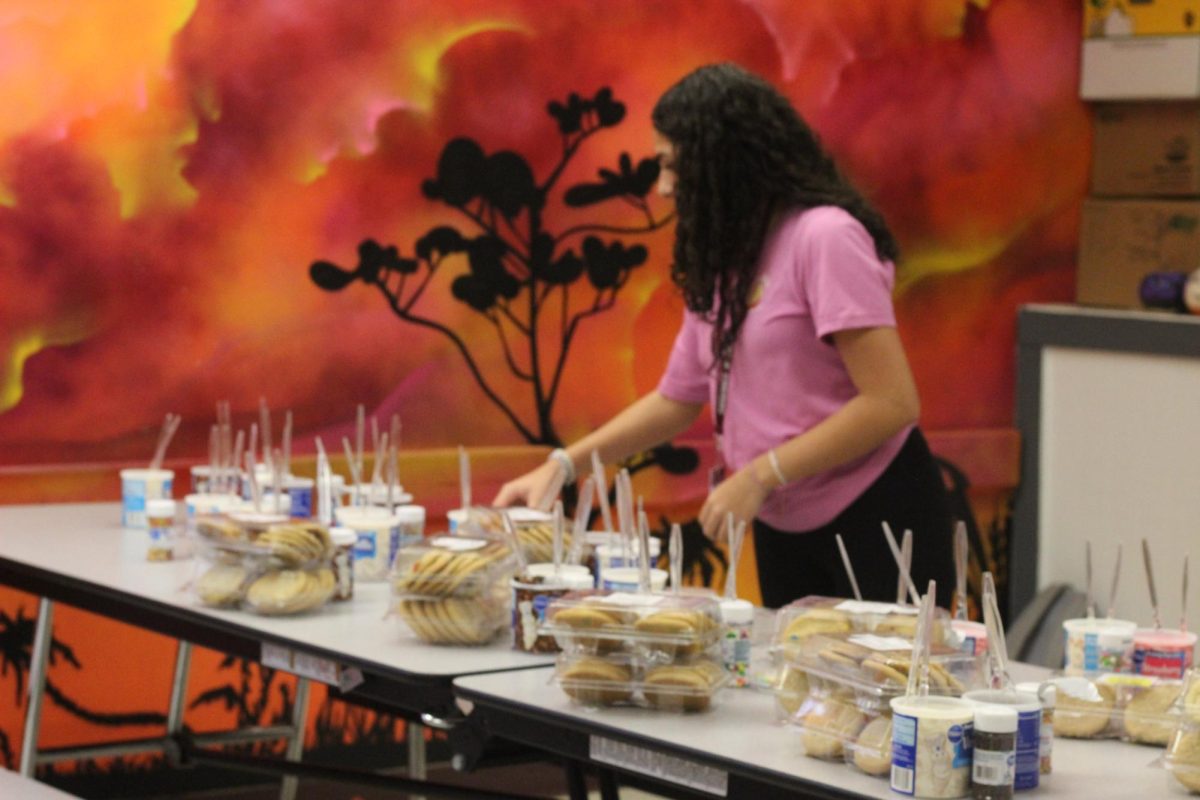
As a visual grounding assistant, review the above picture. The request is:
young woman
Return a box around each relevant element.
[494,63,955,608]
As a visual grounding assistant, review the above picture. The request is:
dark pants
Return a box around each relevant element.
[753,428,956,609]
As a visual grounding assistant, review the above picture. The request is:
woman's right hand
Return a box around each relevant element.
[492,459,562,509]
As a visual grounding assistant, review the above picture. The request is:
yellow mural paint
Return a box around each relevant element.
[895,234,1014,293]
[1084,0,1200,38]
[1,321,92,413]
[408,20,531,110]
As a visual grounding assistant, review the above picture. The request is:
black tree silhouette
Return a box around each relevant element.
[310,86,673,446]
[0,605,167,771]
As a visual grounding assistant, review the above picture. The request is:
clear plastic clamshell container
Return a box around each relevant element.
[191,521,336,615]
[541,590,722,661]
[789,686,892,772]
[779,631,980,701]
[458,506,563,565]
[553,652,727,712]
[1165,669,1200,793]
[1049,672,1182,743]
[390,534,519,645]
[1050,674,1121,739]
[773,595,953,652]
[1114,674,1183,746]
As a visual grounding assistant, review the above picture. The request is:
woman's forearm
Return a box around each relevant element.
[563,391,703,475]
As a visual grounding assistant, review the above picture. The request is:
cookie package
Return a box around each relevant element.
[553,651,728,713]
[457,505,566,566]
[772,595,957,656]
[191,520,336,616]
[777,630,983,702]
[389,534,520,645]
[541,589,723,661]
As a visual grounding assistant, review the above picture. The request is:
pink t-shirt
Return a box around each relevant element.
[657,205,912,531]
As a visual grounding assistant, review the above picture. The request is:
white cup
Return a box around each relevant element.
[335,505,403,582]
[120,468,174,528]
[394,504,426,544]
[183,493,242,532]
[283,476,315,519]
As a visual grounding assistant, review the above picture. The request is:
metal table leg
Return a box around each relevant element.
[165,640,192,735]
[279,676,311,800]
[598,767,620,800]
[409,720,428,800]
[564,759,589,800]
[19,598,54,777]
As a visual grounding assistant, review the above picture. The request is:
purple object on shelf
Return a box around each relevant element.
[1139,271,1188,311]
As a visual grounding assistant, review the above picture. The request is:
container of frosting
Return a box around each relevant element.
[1132,628,1196,680]
[889,695,974,798]
[1061,616,1137,674]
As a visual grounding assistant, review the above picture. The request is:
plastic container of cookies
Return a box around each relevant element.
[389,534,519,645]
[190,520,336,615]
[1165,723,1200,795]
[541,590,722,661]
[553,652,727,712]
[788,686,890,766]
[1164,670,1200,793]
[772,596,955,654]
[1111,674,1183,746]
[456,506,564,565]
[1048,674,1122,739]
[778,631,982,702]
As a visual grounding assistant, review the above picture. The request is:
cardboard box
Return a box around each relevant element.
[1077,198,1200,307]
[1081,36,1200,99]
[1084,0,1200,39]
[1081,2,1200,98]
[1092,103,1200,196]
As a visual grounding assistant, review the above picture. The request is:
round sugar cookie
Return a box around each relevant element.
[852,716,894,775]
[196,564,247,606]
[1123,683,1181,746]
[1055,681,1117,738]
[800,697,866,759]
[1168,730,1200,792]
[560,658,633,706]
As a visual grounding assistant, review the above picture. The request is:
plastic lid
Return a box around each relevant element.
[522,562,592,579]
[974,704,1018,733]
[146,499,177,514]
[330,527,357,547]
[1015,681,1055,708]
[720,598,755,624]
[394,504,426,524]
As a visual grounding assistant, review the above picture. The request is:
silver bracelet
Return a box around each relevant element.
[547,448,577,484]
[767,448,788,488]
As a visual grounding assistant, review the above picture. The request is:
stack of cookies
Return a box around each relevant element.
[546,590,727,712]
[773,596,954,657]
[766,597,981,779]
[461,506,568,565]
[390,535,518,645]
[192,521,336,616]
[1053,673,1184,744]
[1165,668,1200,793]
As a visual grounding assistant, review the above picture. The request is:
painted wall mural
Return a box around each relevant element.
[0,0,1087,790]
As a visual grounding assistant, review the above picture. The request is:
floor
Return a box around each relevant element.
[149,761,665,799]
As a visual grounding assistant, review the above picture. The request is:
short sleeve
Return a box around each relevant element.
[656,310,711,405]
[800,209,896,340]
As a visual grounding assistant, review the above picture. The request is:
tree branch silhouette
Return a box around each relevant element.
[310,86,671,446]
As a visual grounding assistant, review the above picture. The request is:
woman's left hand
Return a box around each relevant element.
[698,465,771,541]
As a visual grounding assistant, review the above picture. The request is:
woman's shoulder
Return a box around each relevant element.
[784,205,864,237]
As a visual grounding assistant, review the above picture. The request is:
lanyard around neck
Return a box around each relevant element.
[714,354,732,437]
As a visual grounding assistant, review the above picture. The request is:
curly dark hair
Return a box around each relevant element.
[651,62,899,361]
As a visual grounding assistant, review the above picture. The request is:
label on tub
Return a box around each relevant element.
[354,531,377,559]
